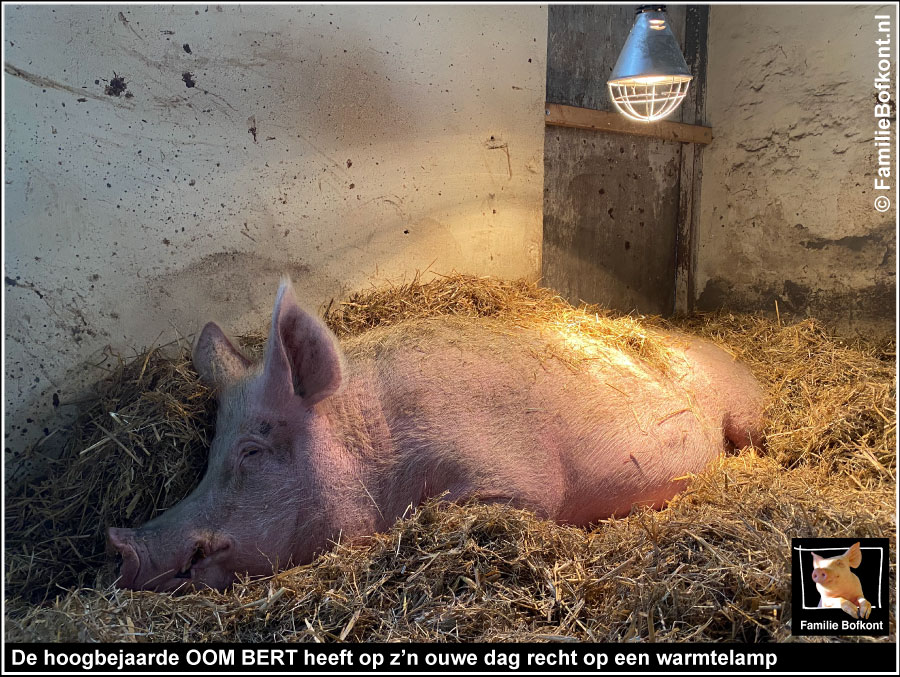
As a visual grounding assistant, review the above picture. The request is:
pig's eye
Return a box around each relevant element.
[240,446,264,463]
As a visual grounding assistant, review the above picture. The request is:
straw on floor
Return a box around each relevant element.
[5,274,895,642]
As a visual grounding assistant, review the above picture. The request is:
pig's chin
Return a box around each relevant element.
[153,566,236,593]
[188,566,237,592]
[153,556,286,593]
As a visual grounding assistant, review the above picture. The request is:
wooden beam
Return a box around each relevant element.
[675,5,710,313]
[545,102,712,145]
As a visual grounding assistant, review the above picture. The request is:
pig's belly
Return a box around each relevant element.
[545,409,720,524]
[484,364,724,525]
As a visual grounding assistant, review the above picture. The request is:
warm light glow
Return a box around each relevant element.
[649,19,666,30]
[551,323,642,370]
[607,76,692,122]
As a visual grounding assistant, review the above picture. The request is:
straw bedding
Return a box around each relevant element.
[4,275,895,642]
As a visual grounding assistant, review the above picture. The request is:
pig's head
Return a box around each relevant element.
[811,542,862,591]
[108,279,347,592]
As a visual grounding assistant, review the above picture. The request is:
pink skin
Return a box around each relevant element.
[107,279,764,592]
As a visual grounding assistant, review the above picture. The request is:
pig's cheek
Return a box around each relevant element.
[194,566,234,592]
[235,464,279,493]
[218,569,238,589]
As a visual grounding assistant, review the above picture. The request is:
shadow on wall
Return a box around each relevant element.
[697,278,896,341]
[696,218,896,339]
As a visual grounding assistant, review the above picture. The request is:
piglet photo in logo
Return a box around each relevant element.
[791,538,890,636]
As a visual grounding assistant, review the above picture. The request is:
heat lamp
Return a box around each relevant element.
[607,5,693,122]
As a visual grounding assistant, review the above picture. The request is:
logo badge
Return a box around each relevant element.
[792,538,889,636]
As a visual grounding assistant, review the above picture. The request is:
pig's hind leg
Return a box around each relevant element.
[673,336,766,451]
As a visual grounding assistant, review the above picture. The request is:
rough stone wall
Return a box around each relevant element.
[697,5,896,338]
[4,5,547,481]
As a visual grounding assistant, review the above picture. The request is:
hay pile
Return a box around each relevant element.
[5,274,896,642]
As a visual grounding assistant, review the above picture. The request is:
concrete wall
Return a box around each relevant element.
[697,4,896,337]
[4,5,548,478]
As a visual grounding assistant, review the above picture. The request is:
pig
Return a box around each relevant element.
[811,543,872,618]
[107,278,764,592]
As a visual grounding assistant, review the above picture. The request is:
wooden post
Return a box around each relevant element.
[674,5,709,315]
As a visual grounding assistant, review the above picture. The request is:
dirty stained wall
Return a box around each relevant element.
[4,5,548,479]
[697,4,896,337]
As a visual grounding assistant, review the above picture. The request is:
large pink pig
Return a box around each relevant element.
[811,543,872,618]
[108,279,764,591]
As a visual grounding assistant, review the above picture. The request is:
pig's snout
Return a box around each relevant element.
[812,568,829,585]
[107,527,141,589]
[108,526,235,591]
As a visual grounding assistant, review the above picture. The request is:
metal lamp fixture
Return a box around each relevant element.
[607,5,692,122]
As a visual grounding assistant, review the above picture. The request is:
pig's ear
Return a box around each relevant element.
[193,322,252,390]
[845,542,862,568]
[262,278,343,405]
[811,552,823,567]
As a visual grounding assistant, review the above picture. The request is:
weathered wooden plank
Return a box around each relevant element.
[545,103,713,145]
[542,126,681,316]
[675,5,710,313]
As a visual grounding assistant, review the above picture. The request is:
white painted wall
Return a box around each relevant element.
[697,4,896,336]
[3,4,548,478]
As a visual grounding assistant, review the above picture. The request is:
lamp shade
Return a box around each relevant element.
[607,7,693,122]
